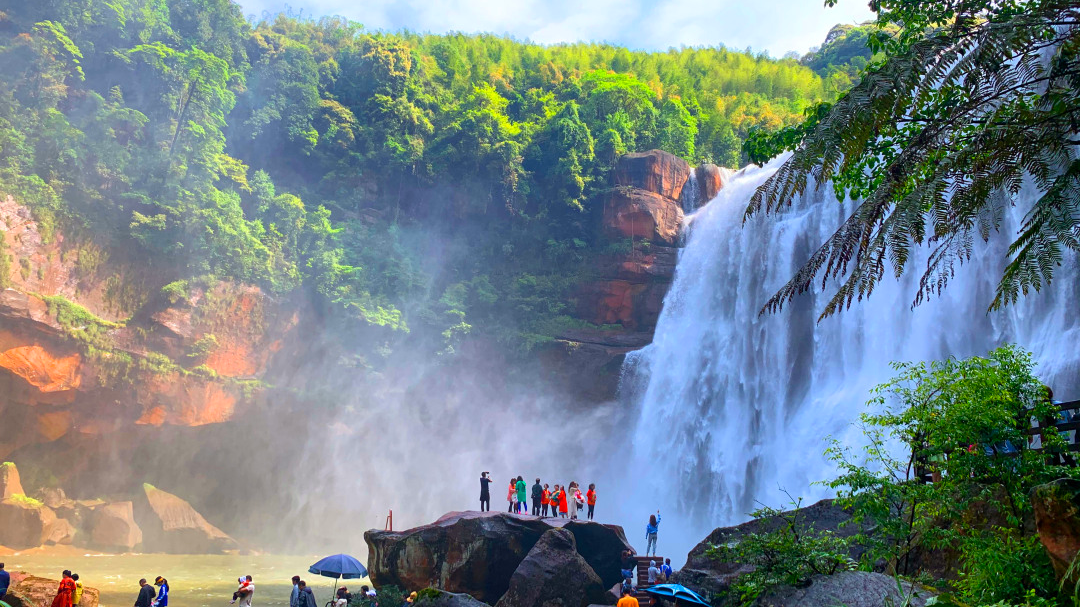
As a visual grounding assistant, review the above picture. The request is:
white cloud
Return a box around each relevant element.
[235,0,876,57]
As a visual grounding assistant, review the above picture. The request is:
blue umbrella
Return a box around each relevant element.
[309,554,368,604]
[642,584,711,607]
[308,554,368,579]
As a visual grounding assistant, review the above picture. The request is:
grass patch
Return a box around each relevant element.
[40,294,126,349]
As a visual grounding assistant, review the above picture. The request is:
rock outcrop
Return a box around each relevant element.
[365,512,632,605]
[0,496,58,549]
[602,189,684,247]
[694,164,731,207]
[494,528,613,607]
[755,571,935,607]
[547,150,732,402]
[677,499,865,599]
[134,483,237,553]
[0,461,24,498]
[614,150,692,201]
[5,574,100,607]
[1032,478,1080,581]
[0,195,299,461]
[89,501,143,551]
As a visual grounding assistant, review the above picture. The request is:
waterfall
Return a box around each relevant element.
[623,155,1080,559]
[681,169,700,213]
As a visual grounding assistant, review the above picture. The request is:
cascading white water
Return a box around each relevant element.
[623,155,1080,560]
[681,170,700,213]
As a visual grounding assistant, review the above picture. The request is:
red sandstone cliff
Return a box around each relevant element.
[0,195,298,460]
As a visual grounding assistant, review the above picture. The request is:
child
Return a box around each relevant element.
[231,577,249,604]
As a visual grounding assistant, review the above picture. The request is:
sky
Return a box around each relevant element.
[233,0,877,58]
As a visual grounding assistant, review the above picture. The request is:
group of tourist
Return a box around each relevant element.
[479,472,598,520]
[290,576,378,607]
[36,570,92,607]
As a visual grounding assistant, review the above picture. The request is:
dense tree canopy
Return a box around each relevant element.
[0,0,853,357]
[745,0,1079,318]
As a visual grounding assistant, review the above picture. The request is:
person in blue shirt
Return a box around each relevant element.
[290,576,301,607]
[0,562,10,601]
[645,511,661,557]
[660,558,673,581]
[152,577,169,607]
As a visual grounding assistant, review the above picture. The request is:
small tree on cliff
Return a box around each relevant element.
[744,0,1080,318]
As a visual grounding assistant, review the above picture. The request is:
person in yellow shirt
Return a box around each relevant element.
[616,588,639,607]
[71,574,83,607]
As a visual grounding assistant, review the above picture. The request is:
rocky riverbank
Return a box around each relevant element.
[371,487,1080,607]
[0,462,239,554]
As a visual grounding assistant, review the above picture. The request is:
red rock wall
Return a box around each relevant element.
[0,198,297,458]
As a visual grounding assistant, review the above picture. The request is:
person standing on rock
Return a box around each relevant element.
[531,478,543,516]
[541,484,551,517]
[645,511,661,557]
[72,574,83,607]
[515,476,527,515]
[0,562,9,602]
[587,484,597,520]
[567,482,579,519]
[52,570,76,607]
[134,579,155,607]
[479,472,491,512]
[507,478,516,513]
[558,484,569,518]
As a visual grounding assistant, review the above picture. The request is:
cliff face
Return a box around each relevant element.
[545,150,728,401]
[0,195,299,460]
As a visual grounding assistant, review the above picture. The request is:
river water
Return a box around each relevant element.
[3,552,368,607]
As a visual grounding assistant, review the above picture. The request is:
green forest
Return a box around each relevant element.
[0,0,865,358]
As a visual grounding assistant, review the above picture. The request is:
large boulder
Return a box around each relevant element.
[755,571,935,607]
[133,483,238,553]
[495,528,613,607]
[615,150,691,201]
[1,461,24,498]
[677,499,864,599]
[1032,478,1080,580]
[416,591,490,607]
[602,189,683,247]
[365,512,632,605]
[562,520,634,587]
[694,165,730,207]
[89,501,143,551]
[0,495,57,548]
[7,574,100,607]
[43,516,76,545]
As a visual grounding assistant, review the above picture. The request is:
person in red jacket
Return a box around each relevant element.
[586,484,597,520]
[558,484,569,518]
[52,571,76,607]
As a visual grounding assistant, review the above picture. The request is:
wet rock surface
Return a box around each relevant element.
[1033,478,1080,580]
[755,571,935,607]
[494,528,613,607]
[365,512,632,605]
